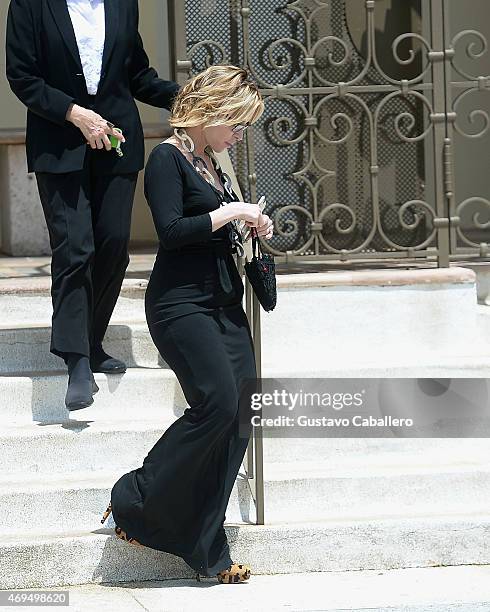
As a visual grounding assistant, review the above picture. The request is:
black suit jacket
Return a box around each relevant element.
[5,0,180,174]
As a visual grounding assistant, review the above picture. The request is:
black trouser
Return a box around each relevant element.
[35,124,138,363]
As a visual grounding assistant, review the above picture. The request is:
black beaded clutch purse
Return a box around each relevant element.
[244,228,277,312]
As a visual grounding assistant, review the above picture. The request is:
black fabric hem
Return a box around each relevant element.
[109,509,233,578]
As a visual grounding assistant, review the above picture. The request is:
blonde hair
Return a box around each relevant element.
[169,64,264,129]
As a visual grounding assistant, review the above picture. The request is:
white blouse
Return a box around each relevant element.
[66,0,105,95]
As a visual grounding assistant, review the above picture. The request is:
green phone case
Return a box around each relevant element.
[109,128,124,157]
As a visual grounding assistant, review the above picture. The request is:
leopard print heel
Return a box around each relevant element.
[216,563,251,583]
[100,500,142,547]
[100,500,112,524]
[194,563,251,583]
[114,525,143,546]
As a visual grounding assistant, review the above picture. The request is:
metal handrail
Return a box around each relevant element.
[216,150,265,526]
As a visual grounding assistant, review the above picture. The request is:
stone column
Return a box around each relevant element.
[0,139,50,256]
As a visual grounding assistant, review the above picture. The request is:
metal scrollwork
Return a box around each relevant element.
[375,90,434,143]
[455,197,490,248]
[450,30,490,81]
[267,204,316,256]
[187,40,228,68]
[371,28,433,86]
[268,96,309,146]
[453,88,490,139]
[176,0,490,264]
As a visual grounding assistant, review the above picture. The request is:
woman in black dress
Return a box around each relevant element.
[101,65,272,583]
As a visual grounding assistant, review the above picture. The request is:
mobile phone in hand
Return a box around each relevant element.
[257,195,267,211]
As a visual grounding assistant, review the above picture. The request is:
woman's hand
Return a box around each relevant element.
[232,202,274,240]
[232,202,262,226]
[66,103,126,150]
[251,213,274,239]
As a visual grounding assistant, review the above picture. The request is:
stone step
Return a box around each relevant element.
[2,333,490,377]
[0,323,161,373]
[464,262,490,305]
[2,412,489,476]
[5,360,490,436]
[0,276,148,298]
[478,302,490,333]
[265,356,490,377]
[0,368,186,424]
[1,513,489,589]
[262,437,490,466]
[0,295,159,373]
[1,459,489,534]
[6,565,490,612]
[0,294,147,325]
[0,420,175,475]
[2,268,490,377]
[261,268,490,376]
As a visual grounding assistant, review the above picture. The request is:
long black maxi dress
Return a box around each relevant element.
[109,142,257,577]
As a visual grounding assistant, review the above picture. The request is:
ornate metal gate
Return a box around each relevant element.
[168,0,490,268]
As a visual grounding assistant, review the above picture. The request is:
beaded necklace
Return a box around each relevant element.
[173,127,245,257]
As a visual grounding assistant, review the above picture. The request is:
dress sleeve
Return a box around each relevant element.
[144,146,214,250]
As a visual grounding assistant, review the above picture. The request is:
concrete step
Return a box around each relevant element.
[0,368,187,424]
[261,268,490,377]
[1,513,489,589]
[0,420,175,475]
[0,295,160,373]
[2,268,490,377]
[4,361,490,431]
[262,437,490,465]
[2,412,489,476]
[265,356,490,377]
[463,262,490,305]
[0,322,161,373]
[0,469,254,534]
[5,565,490,612]
[0,276,147,298]
[478,302,490,334]
[2,327,490,376]
[1,458,490,533]
[0,294,147,325]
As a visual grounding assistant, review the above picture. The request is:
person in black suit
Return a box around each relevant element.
[5,0,180,410]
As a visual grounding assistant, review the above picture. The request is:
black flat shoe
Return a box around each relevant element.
[90,346,126,374]
[90,370,99,394]
[65,353,94,410]
[65,379,94,410]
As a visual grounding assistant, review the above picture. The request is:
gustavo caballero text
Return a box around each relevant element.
[251,415,414,427]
